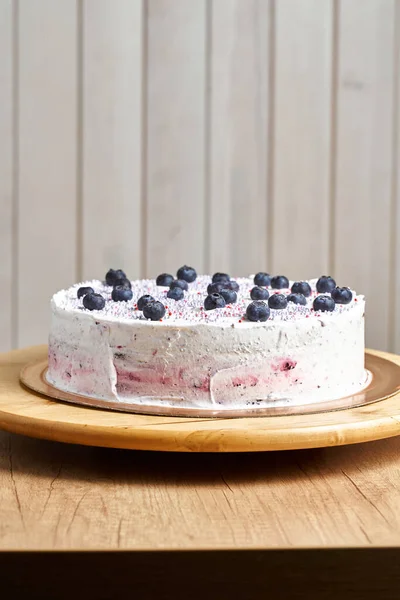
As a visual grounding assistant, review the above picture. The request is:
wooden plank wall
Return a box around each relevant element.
[1,0,399,353]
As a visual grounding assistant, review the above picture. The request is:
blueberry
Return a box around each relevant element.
[250,286,270,301]
[156,273,174,287]
[291,281,311,297]
[77,286,94,299]
[167,286,184,301]
[176,265,197,283]
[113,277,131,290]
[83,292,105,311]
[254,272,271,287]
[271,275,289,289]
[268,294,288,309]
[246,301,270,322]
[212,272,230,284]
[112,286,133,302]
[219,288,237,304]
[207,282,225,295]
[170,279,189,291]
[316,276,336,293]
[143,301,166,321]
[226,280,240,292]
[287,293,307,306]
[331,286,353,304]
[137,294,155,311]
[105,268,126,286]
[204,293,226,311]
[313,295,335,312]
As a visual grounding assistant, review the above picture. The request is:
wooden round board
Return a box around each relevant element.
[1,345,400,452]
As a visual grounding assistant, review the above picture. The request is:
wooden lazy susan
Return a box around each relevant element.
[1,345,400,452]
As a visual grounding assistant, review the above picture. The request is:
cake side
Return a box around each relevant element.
[47,275,366,409]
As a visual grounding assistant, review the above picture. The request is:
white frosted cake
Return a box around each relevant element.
[47,268,366,412]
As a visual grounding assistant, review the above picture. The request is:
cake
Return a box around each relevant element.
[47,267,366,413]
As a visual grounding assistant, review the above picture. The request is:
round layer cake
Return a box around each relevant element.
[47,269,366,412]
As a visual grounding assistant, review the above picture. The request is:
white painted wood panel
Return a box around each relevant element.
[18,0,77,346]
[208,0,269,277]
[334,0,395,350]
[271,0,333,280]
[0,0,13,350]
[82,0,143,282]
[145,0,206,277]
[393,2,400,353]
[0,1,398,353]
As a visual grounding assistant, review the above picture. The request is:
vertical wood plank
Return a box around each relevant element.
[394,1,400,353]
[334,0,395,350]
[208,0,269,277]
[18,0,77,347]
[82,0,143,281]
[0,0,13,351]
[146,0,206,277]
[271,0,333,280]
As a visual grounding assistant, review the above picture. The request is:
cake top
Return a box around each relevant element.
[52,267,364,327]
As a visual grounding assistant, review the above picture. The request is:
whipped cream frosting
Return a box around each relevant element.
[47,275,366,412]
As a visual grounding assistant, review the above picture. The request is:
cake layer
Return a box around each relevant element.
[47,276,366,410]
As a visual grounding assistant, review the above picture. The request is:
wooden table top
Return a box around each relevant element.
[1,429,400,551]
[1,349,400,551]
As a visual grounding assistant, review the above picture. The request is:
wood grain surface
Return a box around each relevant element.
[1,346,400,551]
[1,416,400,551]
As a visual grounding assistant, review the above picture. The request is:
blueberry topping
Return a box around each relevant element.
[316,276,336,293]
[268,294,288,309]
[287,293,307,306]
[226,280,240,292]
[291,281,311,297]
[212,272,230,284]
[254,272,271,287]
[83,292,105,311]
[313,295,335,312]
[207,282,225,295]
[137,294,155,311]
[170,279,189,291]
[112,286,133,302]
[246,301,270,322]
[156,273,174,287]
[113,277,131,289]
[250,286,270,301]
[167,286,184,301]
[143,301,166,321]
[271,275,289,289]
[176,265,197,283]
[77,286,94,299]
[208,280,239,295]
[105,268,126,286]
[219,288,237,304]
[331,286,353,304]
[204,293,226,311]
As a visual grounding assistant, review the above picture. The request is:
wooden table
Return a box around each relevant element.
[1,349,400,599]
